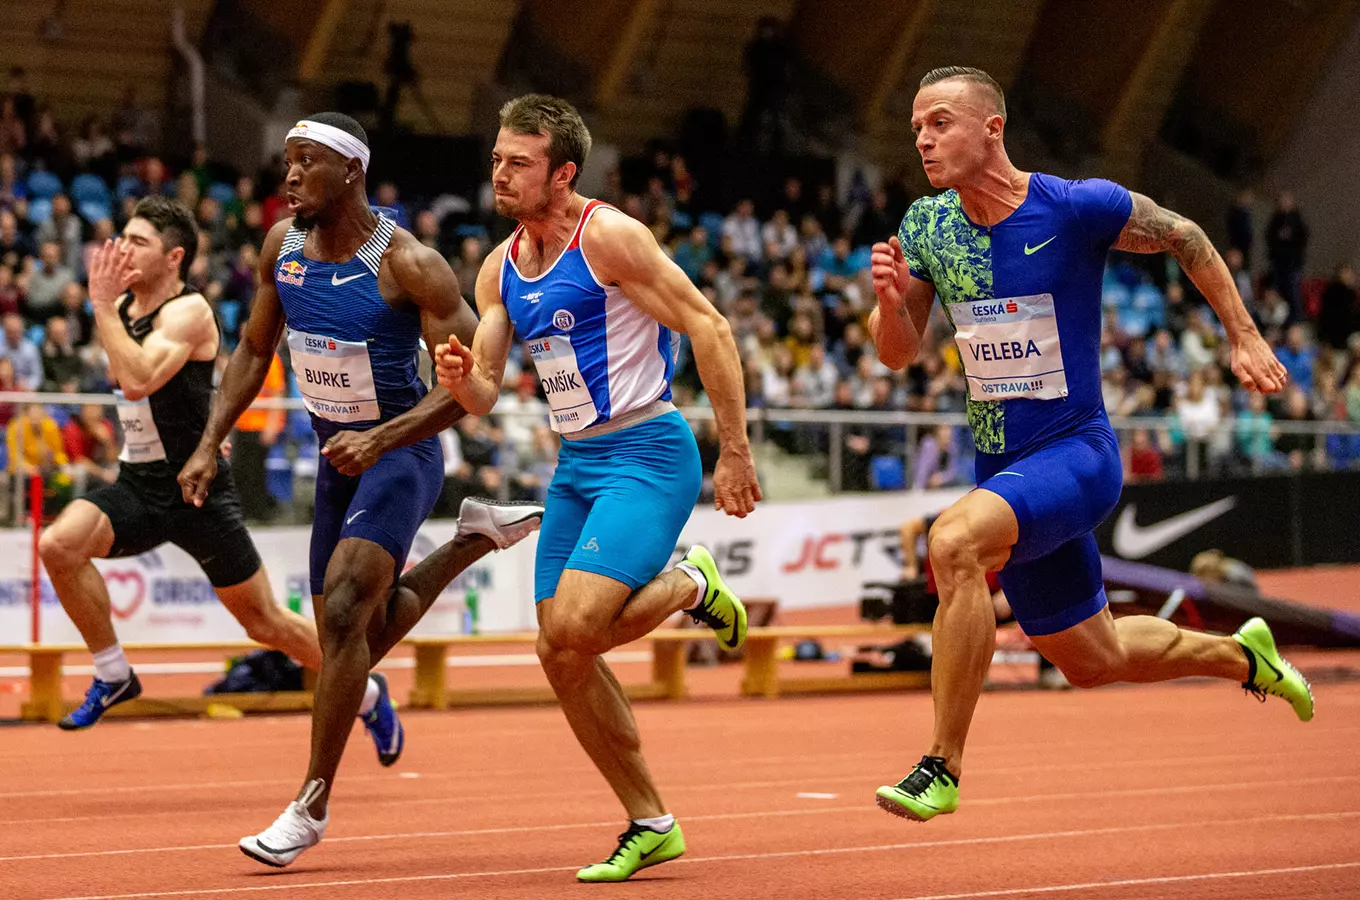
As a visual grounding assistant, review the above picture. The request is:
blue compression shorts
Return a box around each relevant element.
[974,418,1123,636]
[535,411,701,602]
[309,435,444,595]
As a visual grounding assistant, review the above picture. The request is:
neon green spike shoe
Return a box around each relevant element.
[680,545,747,652]
[876,755,960,822]
[576,822,686,883]
[1234,617,1314,722]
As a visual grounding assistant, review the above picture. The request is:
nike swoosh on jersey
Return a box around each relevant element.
[1111,496,1238,559]
[346,509,367,525]
[332,272,368,286]
[1024,236,1057,255]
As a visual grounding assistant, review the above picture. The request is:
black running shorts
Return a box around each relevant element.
[84,465,262,588]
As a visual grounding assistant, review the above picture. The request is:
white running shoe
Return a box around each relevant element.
[455,497,544,550]
[239,781,328,868]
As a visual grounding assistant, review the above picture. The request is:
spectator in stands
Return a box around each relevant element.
[852,188,893,249]
[112,85,155,154]
[496,370,548,460]
[7,401,67,477]
[25,240,75,322]
[1226,189,1254,267]
[61,402,117,493]
[371,181,410,229]
[1317,264,1358,351]
[792,342,838,408]
[509,424,559,502]
[723,199,763,264]
[1176,368,1224,474]
[0,357,16,427]
[0,311,40,389]
[1147,328,1187,378]
[1225,247,1253,307]
[40,315,81,392]
[1254,285,1290,335]
[5,68,36,131]
[438,415,503,514]
[36,193,83,273]
[1235,391,1276,471]
[1179,307,1217,370]
[56,281,92,346]
[0,264,20,316]
[1124,428,1165,482]
[672,226,711,283]
[1274,386,1318,471]
[913,424,959,490]
[1344,357,1360,431]
[232,351,286,522]
[452,235,483,302]
[0,97,25,155]
[762,209,797,262]
[818,236,859,295]
[0,153,25,212]
[80,217,114,279]
[1274,323,1316,391]
[29,107,66,176]
[0,208,33,268]
[1266,192,1308,319]
[71,116,115,173]
[413,209,440,252]
[78,330,110,392]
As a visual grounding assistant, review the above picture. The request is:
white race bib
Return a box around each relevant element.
[953,293,1069,401]
[528,334,598,434]
[287,328,380,423]
[115,390,166,463]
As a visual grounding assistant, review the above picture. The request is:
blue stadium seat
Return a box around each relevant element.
[870,455,906,491]
[70,173,111,206]
[1101,283,1131,310]
[27,197,52,225]
[78,201,112,225]
[207,182,236,206]
[25,170,63,200]
[26,324,45,347]
[698,212,724,247]
[670,210,693,232]
[115,176,144,200]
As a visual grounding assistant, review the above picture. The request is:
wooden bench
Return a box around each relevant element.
[1,624,928,722]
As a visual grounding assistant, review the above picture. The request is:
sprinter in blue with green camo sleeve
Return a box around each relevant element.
[867,67,1312,824]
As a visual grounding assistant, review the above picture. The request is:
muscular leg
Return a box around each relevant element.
[366,533,496,662]
[605,568,700,647]
[1029,607,1248,688]
[538,569,678,820]
[298,537,396,819]
[39,501,118,653]
[216,568,322,670]
[924,490,1017,777]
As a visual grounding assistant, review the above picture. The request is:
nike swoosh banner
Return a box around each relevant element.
[1096,472,1360,569]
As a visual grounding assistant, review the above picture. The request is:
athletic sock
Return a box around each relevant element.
[92,644,131,683]
[674,562,706,608]
[358,675,380,717]
[632,813,675,833]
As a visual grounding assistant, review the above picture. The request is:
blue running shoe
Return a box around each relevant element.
[58,672,142,730]
[361,673,403,766]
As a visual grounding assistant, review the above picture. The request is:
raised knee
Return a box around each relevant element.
[39,529,86,573]
[928,520,986,581]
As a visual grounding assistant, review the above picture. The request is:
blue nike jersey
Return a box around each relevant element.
[273,213,426,438]
[899,173,1132,454]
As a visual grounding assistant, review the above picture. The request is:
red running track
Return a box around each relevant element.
[1,677,1357,900]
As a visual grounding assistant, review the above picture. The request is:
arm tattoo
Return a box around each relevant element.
[1114,193,1218,271]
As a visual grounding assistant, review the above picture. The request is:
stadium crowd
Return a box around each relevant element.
[0,67,1357,520]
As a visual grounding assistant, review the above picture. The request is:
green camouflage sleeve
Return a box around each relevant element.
[898,200,933,282]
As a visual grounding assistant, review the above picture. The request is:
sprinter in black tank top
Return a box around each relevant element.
[37,197,332,730]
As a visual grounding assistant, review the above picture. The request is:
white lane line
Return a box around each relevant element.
[894,861,1360,900]
[11,806,1359,865]
[39,815,1360,900]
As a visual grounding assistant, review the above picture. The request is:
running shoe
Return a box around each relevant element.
[361,673,404,766]
[239,781,328,868]
[57,672,143,730]
[876,755,960,822]
[681,545,747,651]
[1234,617,1314,722]
[455,497,544,550]
[576,821,686,883]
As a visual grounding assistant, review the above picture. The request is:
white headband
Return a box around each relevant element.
[286,120,370,172]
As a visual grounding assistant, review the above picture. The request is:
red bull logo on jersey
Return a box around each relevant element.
[278,260,307,287]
